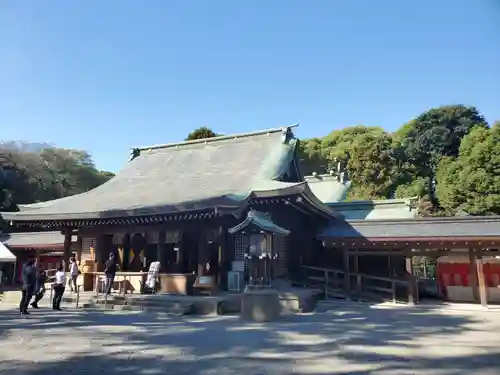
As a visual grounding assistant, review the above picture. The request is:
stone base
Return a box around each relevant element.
[240,288,281,322]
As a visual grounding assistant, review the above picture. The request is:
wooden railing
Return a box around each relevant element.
[301,265,412,304]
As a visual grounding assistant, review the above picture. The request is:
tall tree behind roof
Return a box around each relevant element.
[436,122,500,215]
[0,146,114,211]
[395,105,488,174]
[185,126,221,141]
[394,105,488,205]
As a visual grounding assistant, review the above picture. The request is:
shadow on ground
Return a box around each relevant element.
[0,303,499,374]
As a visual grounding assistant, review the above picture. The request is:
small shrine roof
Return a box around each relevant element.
[228,210,291,236]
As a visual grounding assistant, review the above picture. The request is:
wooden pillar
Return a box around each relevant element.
[354,254,362,293]
[76,235,83,263]
[468,248,479,303]
[476,253,488,307]
[122,234,131,271]
[156,244,161,265]
[405,256,416,305]
[217,225,226,288]
[343,248,351,293]
[63,230,72,272]
[198,233,206,277]
[35,249,41,268]
[388,255,392,277]
[94,234,107,268]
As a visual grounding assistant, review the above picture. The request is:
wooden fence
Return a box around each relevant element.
[301,265,413,304]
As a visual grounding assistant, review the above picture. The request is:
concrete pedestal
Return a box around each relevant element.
[240,288,281,322]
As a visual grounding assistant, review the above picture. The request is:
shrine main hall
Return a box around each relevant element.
[2,126,499,306]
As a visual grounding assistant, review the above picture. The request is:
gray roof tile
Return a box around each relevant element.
[0,231,77,248]
[318,216,500,239]
[2,127,304,221]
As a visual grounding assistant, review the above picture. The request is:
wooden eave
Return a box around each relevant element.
[7,244,65,250]
[317,215,500,248]
[9,209,224,230]
[250,193,340,220]
[320,236,500,250]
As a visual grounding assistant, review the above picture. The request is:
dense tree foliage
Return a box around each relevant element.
[436,123,500,215]
[185,127,221,141]
[298,105,499,215]
[0,147,114,212]
[394,105,488,204]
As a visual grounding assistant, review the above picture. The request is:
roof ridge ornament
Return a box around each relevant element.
[133,125,300,152]
[129,148,141,162]
[281,126,295,145]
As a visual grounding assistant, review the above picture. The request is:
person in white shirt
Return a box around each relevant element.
[53,264,66,311]
[68,257,79,293]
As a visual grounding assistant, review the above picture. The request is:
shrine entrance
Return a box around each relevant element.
[228,210,290,290]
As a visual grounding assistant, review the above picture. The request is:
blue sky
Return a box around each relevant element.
[1,1,499,172]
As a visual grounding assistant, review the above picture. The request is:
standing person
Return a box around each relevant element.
[104,252,117,295]
[31,269,47,309]
[52,264,66,311]
[68,257,79,293]
[19,259,36,315]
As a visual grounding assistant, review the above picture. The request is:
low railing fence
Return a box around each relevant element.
[301,265,411,304]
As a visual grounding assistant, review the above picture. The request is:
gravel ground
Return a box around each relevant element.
[0,302,499,375]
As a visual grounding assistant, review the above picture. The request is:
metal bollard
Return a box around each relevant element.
[104,289,108,310]
[95,274,99,297]
[76,285,80,308]
[49,284,53,307]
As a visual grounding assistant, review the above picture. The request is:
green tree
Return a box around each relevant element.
[395,105,488,203]
[298,125,408,200]
[0,146,114,209]
[321,125,385,169]
[297,138,328,175]
[436,123,500,215]
[344,131,401,200]
[186,127,220,141]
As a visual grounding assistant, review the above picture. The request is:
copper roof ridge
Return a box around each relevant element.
[330,197,419,206]
[134,124,299,152]
[346,215,500,224]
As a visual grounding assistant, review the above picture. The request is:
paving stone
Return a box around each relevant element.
[0,304,500,374]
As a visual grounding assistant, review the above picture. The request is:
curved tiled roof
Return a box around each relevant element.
[2,126,335,222]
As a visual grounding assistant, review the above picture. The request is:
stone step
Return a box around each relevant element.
[0,291,92,309]
[314,293,386,312]
[81,301,191,316]
[1,290,21,302]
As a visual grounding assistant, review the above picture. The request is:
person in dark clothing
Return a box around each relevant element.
[19,259,36,315]
[31,269,47,309]
[104,252,117,294]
